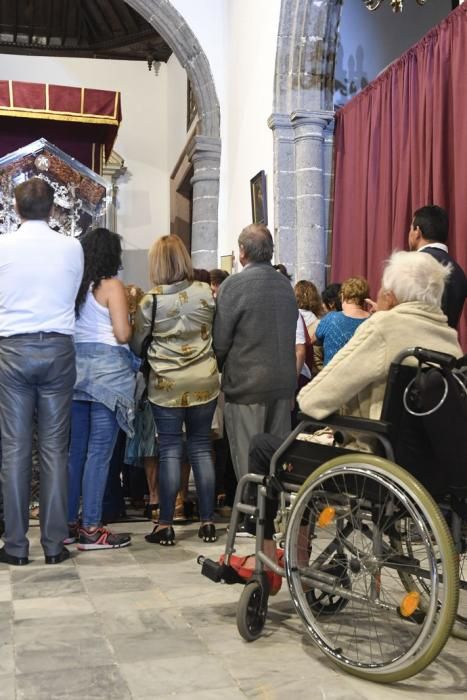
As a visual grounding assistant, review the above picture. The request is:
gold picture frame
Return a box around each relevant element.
[220,253,233,274]
[250,170,268,225]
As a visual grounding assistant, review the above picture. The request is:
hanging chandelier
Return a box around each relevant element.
[363,0,428,11]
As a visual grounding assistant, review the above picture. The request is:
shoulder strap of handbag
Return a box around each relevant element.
[149,293,157,337]
[301,314,312,346]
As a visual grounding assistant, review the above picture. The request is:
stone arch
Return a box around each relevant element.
[270,0,343,288]
[124,0,221,268]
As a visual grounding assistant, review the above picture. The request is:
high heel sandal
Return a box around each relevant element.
[198,523,217,543]
[145,525,175,546]
[144,503,160,521]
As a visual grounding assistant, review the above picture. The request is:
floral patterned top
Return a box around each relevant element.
[131,279,219,408]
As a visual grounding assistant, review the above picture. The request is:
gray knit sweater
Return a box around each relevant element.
[213,262,298,404]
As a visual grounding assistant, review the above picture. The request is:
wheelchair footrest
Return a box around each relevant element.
[199,557,245,585]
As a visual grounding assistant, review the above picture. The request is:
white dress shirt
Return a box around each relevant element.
[0,220,84,337]
[418,242,449,253]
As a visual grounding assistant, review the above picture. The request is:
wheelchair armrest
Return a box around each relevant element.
[297,412,392,436]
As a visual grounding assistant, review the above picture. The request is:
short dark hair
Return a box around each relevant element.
[238,223,274,263]
[274,263,292,280]
[412,205,448,244]
[322,283,342,312]
[209,268,229,287]
[193,268,211,284]
[15,177,54,220]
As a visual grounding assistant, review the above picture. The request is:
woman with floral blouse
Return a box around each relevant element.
[131,235,219,546]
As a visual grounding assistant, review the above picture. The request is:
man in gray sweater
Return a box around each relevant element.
[213,224,298,485]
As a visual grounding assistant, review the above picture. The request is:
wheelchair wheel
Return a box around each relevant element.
[391,517,467,640]
[454,553,467,639]
[237,581,268,642]
[284,454,459,683]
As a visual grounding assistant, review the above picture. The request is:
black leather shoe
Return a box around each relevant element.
[45,547,71,565]
[0,547,29,566]
[0,519,4,538]
[145,525,175,546]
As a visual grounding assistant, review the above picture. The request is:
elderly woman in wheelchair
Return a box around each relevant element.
[200,251,467,682]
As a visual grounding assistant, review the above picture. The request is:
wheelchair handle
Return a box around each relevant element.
[393,346,457,368]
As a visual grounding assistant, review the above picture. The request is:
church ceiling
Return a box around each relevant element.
[0,0,172,63]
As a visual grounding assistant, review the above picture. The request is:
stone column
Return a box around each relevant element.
[291,110,334,290]
[268,114,296,271]
[188,134,221,269]
[323,118,335,283]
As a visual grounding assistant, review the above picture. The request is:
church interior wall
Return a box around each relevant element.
[222,0,281,266]
[169,0,282,267]
[1,0,459,282]
[335,0,453,109]
[0,50,188,288]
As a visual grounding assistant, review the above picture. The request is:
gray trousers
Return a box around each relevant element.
[0,435,3,522]
[0,334,75,558]
[224,399,291,481]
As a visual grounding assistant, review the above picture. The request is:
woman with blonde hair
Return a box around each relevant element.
[131,235,219,546]
[312,276,370,366]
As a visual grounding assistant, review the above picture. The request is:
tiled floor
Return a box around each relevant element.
[1,520,467,700]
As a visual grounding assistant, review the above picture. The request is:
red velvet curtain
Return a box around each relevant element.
[332,5,467,349]
[0,81,121,172]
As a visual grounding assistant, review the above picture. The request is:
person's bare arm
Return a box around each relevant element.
[296,343,306,377]
[95,278,132,344]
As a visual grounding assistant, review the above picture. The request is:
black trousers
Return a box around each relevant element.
[248,433,282,539]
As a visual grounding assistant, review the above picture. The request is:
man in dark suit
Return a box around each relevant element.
[408,205,466,328]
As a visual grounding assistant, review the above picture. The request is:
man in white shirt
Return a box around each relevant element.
[0,178,84,565]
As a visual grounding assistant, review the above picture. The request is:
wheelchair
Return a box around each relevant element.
[199,347,467,683]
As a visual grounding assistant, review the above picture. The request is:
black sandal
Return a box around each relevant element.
[144,503,160,521]
[198,523,217,543]
[145,525,175,546]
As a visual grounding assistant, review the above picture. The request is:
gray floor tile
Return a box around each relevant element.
[1,519,465,700]
[16,665,131,700]
[14,613,103,644]
[109,628,207,663]
[0,643,15,676]
[13,593,95,620]
[11,568,84,599]
[120,655,233,697]
[0,674,15,700]
[82,575,154,595]
[15,635,116,675]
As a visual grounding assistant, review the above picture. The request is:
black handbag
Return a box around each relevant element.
[140,294,157,383]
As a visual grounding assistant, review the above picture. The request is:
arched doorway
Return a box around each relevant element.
[125,0,221,268]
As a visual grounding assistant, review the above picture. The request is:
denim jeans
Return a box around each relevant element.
[68,400,120,528]
[151,400,217,525]
[0,334,75,557]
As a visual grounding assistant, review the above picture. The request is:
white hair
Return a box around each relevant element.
[382,250,451,307]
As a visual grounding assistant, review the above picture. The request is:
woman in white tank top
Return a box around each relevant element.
[67,228,135,552]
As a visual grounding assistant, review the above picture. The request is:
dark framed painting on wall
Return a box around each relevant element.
[250,170,268,225]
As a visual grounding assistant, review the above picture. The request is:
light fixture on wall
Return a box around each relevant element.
[147,54,161,76]
[363,0,428,11]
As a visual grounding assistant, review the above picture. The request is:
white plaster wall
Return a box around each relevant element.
[335,0,453,107]
[169,0,281,264]
[166,53,190,174]
[0,52,188,254]
[224,0,281,264]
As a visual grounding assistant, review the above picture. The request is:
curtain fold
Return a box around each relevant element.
[332,5,467,348]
